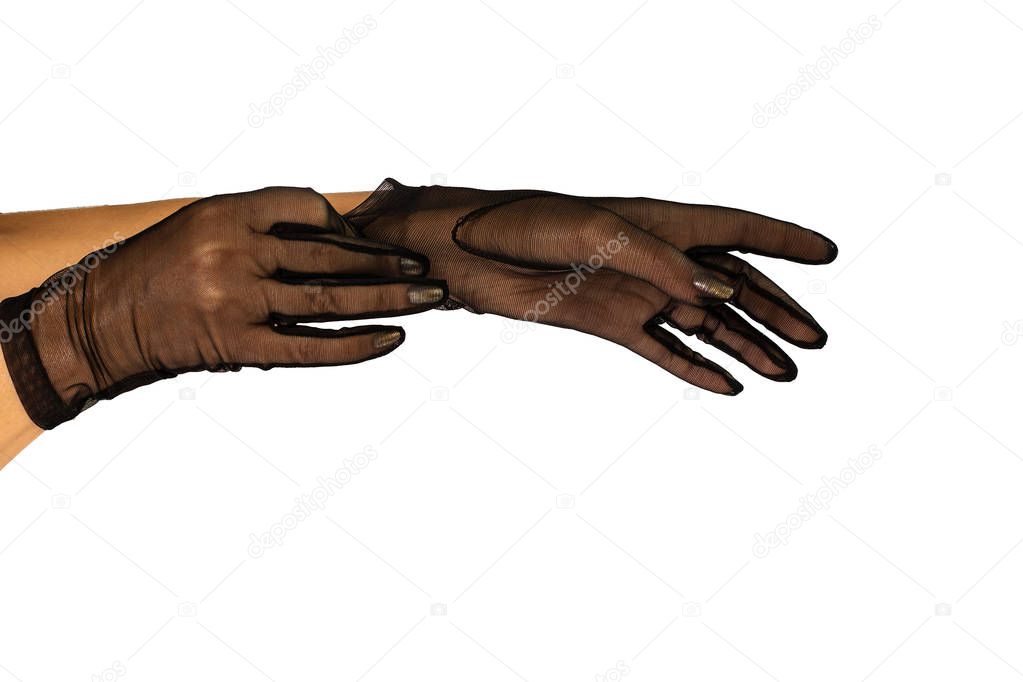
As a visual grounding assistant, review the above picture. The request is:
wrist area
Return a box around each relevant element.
[0,263,173,429]
[341,178,420,235]
[0,288,83,429]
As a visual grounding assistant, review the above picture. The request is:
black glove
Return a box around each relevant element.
[0,187,446,429]
[341,178,837,394]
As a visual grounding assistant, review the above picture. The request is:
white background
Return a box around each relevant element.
[2,1,1023,680]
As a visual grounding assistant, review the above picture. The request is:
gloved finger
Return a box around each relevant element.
[448,264,738,393]
[690,252,827,348]
[452,195,734,305]
[263,223,428,277]
[262,277,447,323]
[665,304,796,381]
[236,186,344,232]
[590,198,837,264]
[634,322,743,394]
[250,324,406,367]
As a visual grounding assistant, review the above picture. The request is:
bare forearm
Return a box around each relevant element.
[0,190,371,465]
[0,360,36,467]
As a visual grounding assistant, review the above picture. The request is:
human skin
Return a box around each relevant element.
[2,186,835,464]
[0,191,371,468]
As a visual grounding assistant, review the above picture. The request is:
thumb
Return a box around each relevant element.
[452,195,733,304]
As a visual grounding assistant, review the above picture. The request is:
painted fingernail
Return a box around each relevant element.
[400,257,425,276]
[408,284,445,305]
[693,271,735,300]
[373,330,403,349]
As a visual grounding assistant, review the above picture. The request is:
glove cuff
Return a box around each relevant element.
[0,289,82,429]
[341,178,420,236]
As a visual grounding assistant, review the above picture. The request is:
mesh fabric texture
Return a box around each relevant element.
[342,178,838,395]
[1,187,445,429]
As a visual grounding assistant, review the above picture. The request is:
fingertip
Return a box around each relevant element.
[373,328,405,351]
[725,378,744,395]
[756,340,798,381]
[802,328,828,350]
[779,320,828,350]
[811,232,839,264]
[822,235,839,263]
[708,366,743,395]
[770,361,798,382]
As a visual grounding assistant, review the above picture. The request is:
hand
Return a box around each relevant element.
[0,187,446,429]
[341,179,836,394]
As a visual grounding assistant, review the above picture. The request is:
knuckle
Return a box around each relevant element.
[367,285,399,312]
[182,241,248,314]
[307,284,329,308]
[696,311,721,343]
[287,282,328,314]
[187,196,237,227]
[195,278,231,315]
[313,285,351,315]
[320,244,351,271]
[702,310,722,333]
[275,185,331,213]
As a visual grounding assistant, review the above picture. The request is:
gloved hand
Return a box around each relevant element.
[341,179,837,394]
[0,187,446,429]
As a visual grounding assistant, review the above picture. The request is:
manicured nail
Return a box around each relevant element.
[693,271,734,300]
[408,284,445,305]
[373,330,403,349]
[400,257,425,276]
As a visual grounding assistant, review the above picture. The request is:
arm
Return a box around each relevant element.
[0,191,374,466]
[0,193,371,291]
[0,359,35,468]
[0,201,198,465]
[2,180,837,464]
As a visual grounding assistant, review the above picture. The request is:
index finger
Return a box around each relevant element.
[589,198,838,265]
[453,195,735,305]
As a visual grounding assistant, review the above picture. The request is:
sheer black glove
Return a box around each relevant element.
[0,187,446,429]
[341,179,836,394]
